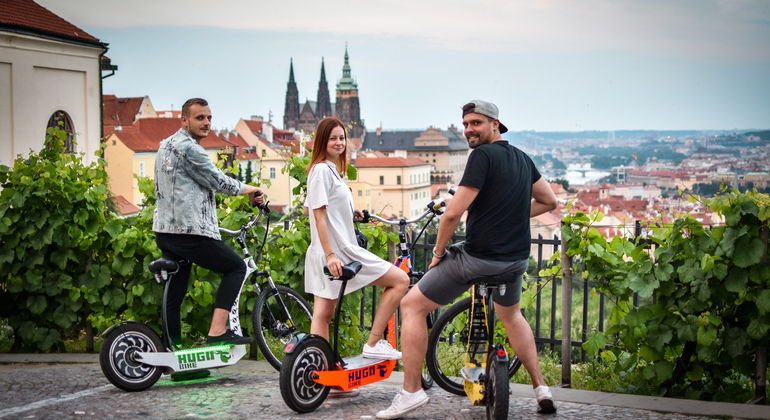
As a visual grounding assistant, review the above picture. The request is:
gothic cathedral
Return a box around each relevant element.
[283,46,364,138]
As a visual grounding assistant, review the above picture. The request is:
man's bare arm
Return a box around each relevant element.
[530,177,558,217]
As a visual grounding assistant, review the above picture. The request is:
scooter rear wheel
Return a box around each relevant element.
[279,336,333,413]
[100,323,164,392]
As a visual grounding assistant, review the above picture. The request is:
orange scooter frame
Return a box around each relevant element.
[313,358,397,391]
[280,262,400,414]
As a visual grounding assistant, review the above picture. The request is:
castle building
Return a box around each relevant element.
[283,46,364,138]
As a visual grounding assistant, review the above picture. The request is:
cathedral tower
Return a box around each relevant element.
[283,59,300,131]
[335,45,363,138]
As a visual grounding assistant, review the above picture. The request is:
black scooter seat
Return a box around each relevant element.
[148,258,179,275]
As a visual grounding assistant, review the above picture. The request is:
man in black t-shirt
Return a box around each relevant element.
[377,100,559,419]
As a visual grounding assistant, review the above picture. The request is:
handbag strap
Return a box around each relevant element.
[322,162,360,232]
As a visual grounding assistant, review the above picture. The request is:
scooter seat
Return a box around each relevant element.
[324,261,363,281]
[148,258,179,275]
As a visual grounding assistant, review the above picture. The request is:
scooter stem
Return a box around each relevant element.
[332,278,349,368]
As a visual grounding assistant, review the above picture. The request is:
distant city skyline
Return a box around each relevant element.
[37,0,770,133]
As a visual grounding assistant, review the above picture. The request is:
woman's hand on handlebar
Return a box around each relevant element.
[326,254,343,277]
[353,209,364,222]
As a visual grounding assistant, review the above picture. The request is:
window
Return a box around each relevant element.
[269,167,276,179]
[397,175,401,185]
[46,110,75,153]
[358,190,362,196]
[379,176,384,185]
[262,149,267,157]
[139,161,145,177]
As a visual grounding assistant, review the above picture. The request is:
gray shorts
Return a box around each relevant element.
[417,243,527,307]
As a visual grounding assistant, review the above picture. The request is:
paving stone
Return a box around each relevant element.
[0,360,765,420]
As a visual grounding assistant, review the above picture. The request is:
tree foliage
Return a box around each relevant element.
[554,190,770,401]
[0,126,114,350]
[1,138,396,354]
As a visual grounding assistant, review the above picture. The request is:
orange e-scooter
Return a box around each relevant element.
[279,261,397,413]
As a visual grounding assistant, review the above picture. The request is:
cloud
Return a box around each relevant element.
[38,0,770,60]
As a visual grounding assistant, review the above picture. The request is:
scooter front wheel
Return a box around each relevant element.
[100,323,164,392]
[485,351,509,420]
[279,336,333,413]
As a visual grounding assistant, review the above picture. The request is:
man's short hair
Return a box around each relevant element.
[182,98,208,117]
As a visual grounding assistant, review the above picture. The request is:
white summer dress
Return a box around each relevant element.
[304,161,392,299]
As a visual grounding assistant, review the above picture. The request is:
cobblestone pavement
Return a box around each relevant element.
[0,361,763,420]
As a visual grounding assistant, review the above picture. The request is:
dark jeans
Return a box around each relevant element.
[155,233,246,344]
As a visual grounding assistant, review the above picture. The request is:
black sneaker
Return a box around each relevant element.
[171,370,211,382]
[206,330,253,345]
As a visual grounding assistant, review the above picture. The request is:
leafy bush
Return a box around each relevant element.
[558,190,769,401]
[0,126,113,351]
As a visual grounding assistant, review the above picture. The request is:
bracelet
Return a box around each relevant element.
[432,247,447,259]
[326,252,335,259]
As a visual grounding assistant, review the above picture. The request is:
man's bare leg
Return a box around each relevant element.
[494,302,546,387]
[399,287,441,392]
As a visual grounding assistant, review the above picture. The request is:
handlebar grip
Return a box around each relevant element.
[360,209,371,223]
[250,191,269,214]
[431,201,447,211]
[448,188,456,196]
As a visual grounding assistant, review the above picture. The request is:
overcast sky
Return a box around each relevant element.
[38,0,770,133]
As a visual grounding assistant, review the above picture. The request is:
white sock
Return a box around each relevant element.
[401,389,423,398]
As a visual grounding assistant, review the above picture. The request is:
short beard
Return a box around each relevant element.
[466,135,487,149]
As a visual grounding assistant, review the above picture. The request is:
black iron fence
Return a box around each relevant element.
[357,221,647,370]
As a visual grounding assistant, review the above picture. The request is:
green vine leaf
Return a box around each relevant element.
[733,236,765,268]
[758,289,770,315]
[724,267,748,293]
[697,325,717,346]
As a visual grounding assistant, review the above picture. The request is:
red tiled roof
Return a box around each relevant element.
[112,119,224,152]
[103,95,145,127]
[244,120,263,135]
[156,110,181,118]
[0,0,103,45]
[113,195,140,216]
[228,132,250,149]
[355,156,430,168]
[349,137,362,150]
[533,212,561,227]
[550,183,568,194]
[200,132,231,149]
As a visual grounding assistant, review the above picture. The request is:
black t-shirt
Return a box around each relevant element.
[459,140,541,261]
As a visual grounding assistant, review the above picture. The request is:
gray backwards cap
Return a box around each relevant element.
[462,100,508,134]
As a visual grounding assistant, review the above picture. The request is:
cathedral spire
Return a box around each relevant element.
[337,45,357,91]
[284,58,300,131]
[316,57,332,119]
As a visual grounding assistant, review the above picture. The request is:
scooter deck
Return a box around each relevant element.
[135,343,247,372]
[314,356,397,391]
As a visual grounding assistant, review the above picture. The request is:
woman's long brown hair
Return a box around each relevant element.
[308,117,348,175]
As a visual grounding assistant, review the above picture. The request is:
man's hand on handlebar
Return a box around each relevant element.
[244,186,266,210]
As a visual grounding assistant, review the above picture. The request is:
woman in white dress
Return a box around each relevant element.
[304,117,408,361]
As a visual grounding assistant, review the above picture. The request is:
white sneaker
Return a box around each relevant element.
[362,340,402,360]
[534,385,557,414]
[376,389,429,419]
